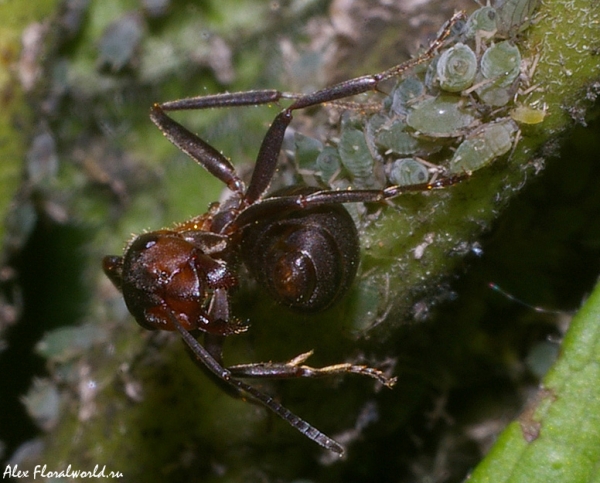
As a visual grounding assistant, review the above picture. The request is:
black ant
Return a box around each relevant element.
[102,12,467,455]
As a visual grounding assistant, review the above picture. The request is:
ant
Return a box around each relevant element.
[102,12,467,455]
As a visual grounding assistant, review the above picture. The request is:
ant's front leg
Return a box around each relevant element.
[227,350,397,388]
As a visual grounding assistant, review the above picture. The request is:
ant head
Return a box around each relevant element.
[104,231,238,334]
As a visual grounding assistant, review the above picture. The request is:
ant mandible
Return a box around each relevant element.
[103,12,466,455]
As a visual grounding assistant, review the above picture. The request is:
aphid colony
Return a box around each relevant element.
[294,0,540,190]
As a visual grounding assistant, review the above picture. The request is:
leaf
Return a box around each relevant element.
[468,279,600,483]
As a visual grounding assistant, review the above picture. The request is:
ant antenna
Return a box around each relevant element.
[167,310,345,455]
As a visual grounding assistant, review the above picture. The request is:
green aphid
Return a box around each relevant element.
[375,120,422,155]
[495,0,540,36]
[388,158,430,186]
[449,119,518,174]
[391,77,426,115]
[315,146,342,183]
[294,132,323,171]
[465,6,499,41]
[436,43,478,92]
[407,95,478,137]
[475,41,521,106]
[338,125,377,187]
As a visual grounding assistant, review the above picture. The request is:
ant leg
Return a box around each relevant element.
[151,11,466,204]
[243,11,466,203]
[160,90,285,111]
[151,12,465,203]
[228,350,397,388]
[150,105,245,195]
[149,89,293,204]
[234,174,469,230]
[152,89,302,203]
[168,310,345,454]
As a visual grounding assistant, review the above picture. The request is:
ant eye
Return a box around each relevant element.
[102,255,124,290]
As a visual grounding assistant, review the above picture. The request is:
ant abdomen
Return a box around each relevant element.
[241,186,360,312]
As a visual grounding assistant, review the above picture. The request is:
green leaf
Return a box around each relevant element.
[469,279,600,483]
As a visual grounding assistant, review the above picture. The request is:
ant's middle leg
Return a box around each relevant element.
[234,174,469,230]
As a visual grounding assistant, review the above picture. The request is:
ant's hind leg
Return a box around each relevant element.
[169,310,346,455]
[150,104,245,194]
[228,350,397,388]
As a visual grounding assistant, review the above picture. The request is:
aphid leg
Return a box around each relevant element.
[228,350,397,388]
[168,310,345,455]
[508,127,522,161]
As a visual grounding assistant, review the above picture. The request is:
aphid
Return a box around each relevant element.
[464,6,498,43]
[103,12,467,455]
[142,0,171,18]
[388,158,430,186]
[510,104,546,124]
[436,43,478,92]
[314,146,343,183]
[375,119,424,156]
[479,41,521,86]
[494,0,540,36]
[475,40,521,106]
[337,119,379,188]
[390,76,427,115]
[293,132,324,173]
[448,118,518,174]
[97,12,144,72]
[407,95,478,137]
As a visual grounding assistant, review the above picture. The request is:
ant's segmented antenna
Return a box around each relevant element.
[168,311,345,455]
